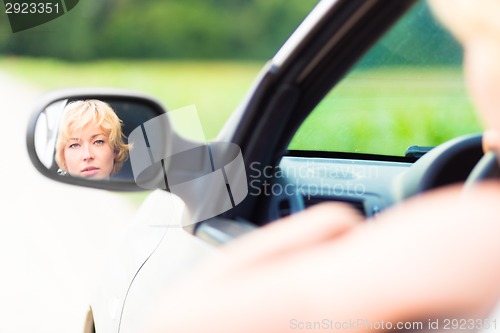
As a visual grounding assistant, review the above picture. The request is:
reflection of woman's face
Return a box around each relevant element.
[64,122,115,179]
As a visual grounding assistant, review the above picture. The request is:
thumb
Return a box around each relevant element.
[482,130,500,153]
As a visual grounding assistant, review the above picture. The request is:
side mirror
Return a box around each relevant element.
[27,88,249,225]
[26,88,169,191]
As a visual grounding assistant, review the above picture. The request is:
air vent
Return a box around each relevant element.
[303,196,366,216]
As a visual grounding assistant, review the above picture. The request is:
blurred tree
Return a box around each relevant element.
[95,0,317,59]
[0,0,98,60]
[0,0,317,60]
[0,0,462,64]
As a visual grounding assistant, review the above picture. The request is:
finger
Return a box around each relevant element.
[482,130,500,153]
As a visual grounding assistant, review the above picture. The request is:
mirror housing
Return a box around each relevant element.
[26,88,168,191]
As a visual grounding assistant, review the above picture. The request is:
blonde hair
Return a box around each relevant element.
[428,0,500,43]
[55,100,131,176]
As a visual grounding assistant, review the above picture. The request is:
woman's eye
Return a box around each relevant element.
[94,139,105,145]
[68,143,80,149]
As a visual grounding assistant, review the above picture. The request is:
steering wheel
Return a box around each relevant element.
[396,134,499,199]
[465,151,500,186]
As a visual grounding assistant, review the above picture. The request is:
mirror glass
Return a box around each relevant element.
[32,97,164,187]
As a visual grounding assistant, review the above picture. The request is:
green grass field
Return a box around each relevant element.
[290,67,482,156]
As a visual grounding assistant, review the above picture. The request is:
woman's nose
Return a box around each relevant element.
[82,144,94,161]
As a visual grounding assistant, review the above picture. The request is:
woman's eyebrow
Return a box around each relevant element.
[91,133,105,139]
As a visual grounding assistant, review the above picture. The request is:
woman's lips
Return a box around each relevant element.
[81,166,99,177]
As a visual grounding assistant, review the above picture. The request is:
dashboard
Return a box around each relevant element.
[265,156,412,221]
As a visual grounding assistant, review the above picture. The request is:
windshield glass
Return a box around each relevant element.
[289,0,482,157]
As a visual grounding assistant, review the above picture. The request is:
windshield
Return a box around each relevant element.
[289,0,482,157]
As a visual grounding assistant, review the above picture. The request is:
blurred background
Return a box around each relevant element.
[0,0,481,332]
